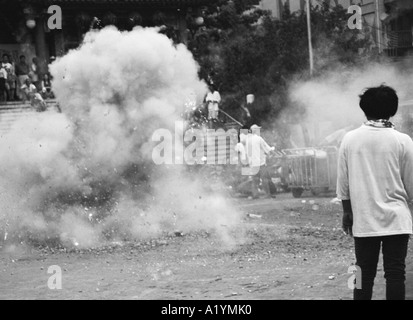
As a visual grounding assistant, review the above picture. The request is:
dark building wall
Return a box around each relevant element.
[0,0,212,74]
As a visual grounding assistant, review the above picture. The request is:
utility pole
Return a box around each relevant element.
[305,0,315,146]
[306,0,314,76]
[375,0,382,53]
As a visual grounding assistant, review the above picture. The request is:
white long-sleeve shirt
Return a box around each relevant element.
[0,67,7,79]
[245,134,274,167]
[337,124,413,237]
[206,91,221,111]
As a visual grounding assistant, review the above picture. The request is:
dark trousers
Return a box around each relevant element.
[251,164,277,198]
[0,78,5,101]
[354,234,409,300]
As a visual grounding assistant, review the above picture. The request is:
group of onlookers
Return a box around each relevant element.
[0,53,55,105]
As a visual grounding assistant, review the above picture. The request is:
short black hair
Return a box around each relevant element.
[359,85,398,119]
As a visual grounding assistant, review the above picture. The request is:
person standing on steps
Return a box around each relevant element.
[205,84,221,128]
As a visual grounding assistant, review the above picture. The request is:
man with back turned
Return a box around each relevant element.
[337,85,413,300]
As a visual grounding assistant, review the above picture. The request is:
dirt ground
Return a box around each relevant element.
[1,192,413,300]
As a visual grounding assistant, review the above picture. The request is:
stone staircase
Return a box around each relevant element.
[0,101,243,165]
[0,100,60,135]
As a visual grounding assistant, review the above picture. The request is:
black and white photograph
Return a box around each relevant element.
[1,0,413,305]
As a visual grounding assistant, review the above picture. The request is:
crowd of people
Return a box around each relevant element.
[0,53,55,110]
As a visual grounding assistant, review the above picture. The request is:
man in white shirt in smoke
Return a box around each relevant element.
[246,124,277,198]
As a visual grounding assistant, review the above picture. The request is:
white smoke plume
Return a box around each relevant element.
[287,60,413,146]
[0,27,242,248]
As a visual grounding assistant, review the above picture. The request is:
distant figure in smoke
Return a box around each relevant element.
[337,85,413,300]
[29,57,40,90]
[0,63,6,102]
[20,78,36,103]
[21,78,47,112]
[205,85,221,124]
[1,54,14,101]
[31,92,48,112]
[15,55,30,100]
[233,131,256,197]
[40,73,54,100]
[246,124,276,199]
[235,132,247,165]
[240,94,253,125]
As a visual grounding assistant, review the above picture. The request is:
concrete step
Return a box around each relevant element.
[0,104,43,135]
[0,107,32,112]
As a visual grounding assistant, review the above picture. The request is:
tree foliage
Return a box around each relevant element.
[187,0,377,130]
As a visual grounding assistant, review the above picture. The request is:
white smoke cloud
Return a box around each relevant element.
[287,61,413,146]
[0,26,242,248]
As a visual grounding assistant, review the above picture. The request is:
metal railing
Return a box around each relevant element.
[385,30,413,48]
[218,107,243,127]
[383,29,413,57]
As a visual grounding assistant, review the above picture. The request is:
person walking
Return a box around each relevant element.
[337,85,413,300]
[246,124,277,198]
